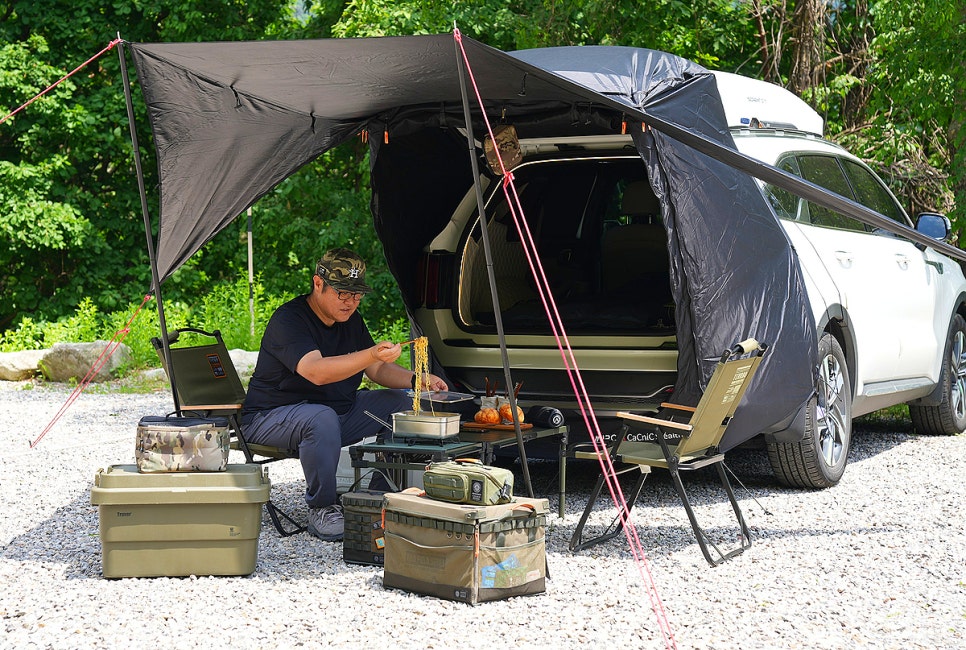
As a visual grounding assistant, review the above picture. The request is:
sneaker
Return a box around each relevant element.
[307,504,344,541]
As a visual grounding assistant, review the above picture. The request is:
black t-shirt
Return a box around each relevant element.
[242,294,375,416]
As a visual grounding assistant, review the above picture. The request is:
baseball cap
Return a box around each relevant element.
[315,248,372,293]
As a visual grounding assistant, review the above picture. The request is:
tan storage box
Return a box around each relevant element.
[90,464,270,578]
[383,491,548,604]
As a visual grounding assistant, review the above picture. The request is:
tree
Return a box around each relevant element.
[866,0,965,227]
[0,0,291,329]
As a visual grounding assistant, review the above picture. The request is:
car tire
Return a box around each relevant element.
[768,333,851,488]
[909,313,966,435]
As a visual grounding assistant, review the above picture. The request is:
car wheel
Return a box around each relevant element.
[768,333,852,488]
[909,313,966,435]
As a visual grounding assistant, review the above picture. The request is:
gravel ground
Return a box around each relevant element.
[0,380,964,650]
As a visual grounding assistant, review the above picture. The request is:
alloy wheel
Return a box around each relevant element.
[816,352,847,468]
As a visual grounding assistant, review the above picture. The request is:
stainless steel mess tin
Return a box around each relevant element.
[391,411,461,438]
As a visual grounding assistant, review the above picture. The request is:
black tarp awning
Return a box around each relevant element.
[126,34,823,449]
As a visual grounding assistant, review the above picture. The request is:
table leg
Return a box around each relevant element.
[558,428,568,518]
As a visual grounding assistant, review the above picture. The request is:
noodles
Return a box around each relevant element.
[412,336,430,414]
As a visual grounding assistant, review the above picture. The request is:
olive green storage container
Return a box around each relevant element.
[90,464,270,578]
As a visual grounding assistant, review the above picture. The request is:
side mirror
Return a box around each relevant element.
[916,212,951,241]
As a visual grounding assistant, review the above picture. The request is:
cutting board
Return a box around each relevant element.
[460,422,533,431]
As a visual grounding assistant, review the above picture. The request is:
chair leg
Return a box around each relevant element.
[716,462,752,554]
[265,501,307,537]
[570,468,648,552]
[233,415,306,537]
[669,463,751,566]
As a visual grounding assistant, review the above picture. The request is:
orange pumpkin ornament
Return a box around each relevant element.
[499,403,525,424]
[475,408,501,424]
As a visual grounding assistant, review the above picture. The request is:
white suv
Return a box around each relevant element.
[410,73,966,489]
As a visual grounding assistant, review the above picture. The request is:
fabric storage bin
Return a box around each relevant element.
[383,491,548,604]
[90,464,270,578]
[341,489,387,566]
[135,415,230,472]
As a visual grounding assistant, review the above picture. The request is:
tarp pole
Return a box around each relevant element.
[453,31,534,498]
[117,38,180,414]
[247,206,255,338]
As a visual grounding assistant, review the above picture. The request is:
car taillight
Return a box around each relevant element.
[417,252,452,309]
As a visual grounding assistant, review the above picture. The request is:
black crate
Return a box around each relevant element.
[341,490,386,566]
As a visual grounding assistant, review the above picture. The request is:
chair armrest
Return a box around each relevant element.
[659,402,696,413]
[616,411,693,432]
[181,403,243,412]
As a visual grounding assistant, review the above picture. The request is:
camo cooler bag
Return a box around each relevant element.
[135,415,230,473]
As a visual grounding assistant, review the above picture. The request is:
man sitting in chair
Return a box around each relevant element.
[242,248,447,541]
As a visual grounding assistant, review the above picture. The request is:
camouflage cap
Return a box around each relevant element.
[316,248,372,293]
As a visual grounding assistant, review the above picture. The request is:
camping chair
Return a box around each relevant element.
[570,338,767,566]
[151,327,306,536]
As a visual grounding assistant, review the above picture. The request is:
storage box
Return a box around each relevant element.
[383,491,548,604]
[341,489,387,566]
[336,436,377,494]
[90,464,270,578]
[135,415,230,472]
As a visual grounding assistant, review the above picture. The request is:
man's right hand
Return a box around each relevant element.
[371,341,402,364]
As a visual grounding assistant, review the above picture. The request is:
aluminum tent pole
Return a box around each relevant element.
[453,31,534,498]
[117,38,180,414]
[248,206,255,338]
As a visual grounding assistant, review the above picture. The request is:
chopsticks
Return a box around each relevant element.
[399,338,419,347]
[483,377,522,398]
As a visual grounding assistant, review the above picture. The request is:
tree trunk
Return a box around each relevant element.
[788,0,825,96]
[841,0,872,130]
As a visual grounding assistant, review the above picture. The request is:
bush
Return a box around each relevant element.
[1,272,411,376]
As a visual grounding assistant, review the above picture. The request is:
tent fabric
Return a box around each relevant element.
[127,34,817,449]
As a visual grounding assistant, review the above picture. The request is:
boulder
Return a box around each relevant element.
[40,341,132,383]
[228,349,259,381]
[0,349,46,381]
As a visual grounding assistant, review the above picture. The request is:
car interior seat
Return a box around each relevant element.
[600,180,669,297]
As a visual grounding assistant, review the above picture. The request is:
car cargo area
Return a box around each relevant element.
[457,156,675,337]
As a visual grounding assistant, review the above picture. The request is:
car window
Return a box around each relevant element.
[763,157,808,221]
[795,155,870,231]
[840,159,907,226]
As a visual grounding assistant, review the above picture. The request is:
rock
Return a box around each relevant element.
[228,349,259,380]
[39,341,132,383]
[0,349,46,381]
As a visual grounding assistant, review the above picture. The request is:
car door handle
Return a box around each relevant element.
[834,250,853,267]
[925,259,945,274]
[895,254,910,270]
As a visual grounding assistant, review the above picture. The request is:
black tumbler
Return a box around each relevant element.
[526,406,565,428]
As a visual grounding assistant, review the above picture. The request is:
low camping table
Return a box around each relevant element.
[349,424,568,517]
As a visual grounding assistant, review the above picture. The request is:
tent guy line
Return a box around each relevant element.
[453,29,676,648]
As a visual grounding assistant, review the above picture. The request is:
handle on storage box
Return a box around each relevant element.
[498,502,539,522]
[344,468,399,494]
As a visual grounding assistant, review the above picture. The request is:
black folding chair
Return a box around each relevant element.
[152,327,305,536]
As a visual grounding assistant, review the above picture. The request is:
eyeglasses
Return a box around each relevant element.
[320,279,364,302]
[335,290,365,302]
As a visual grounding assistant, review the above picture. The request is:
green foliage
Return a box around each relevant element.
[0,316,45,351]
[867,0,966,226]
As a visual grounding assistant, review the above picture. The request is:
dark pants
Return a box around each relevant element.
[242,389,410,508]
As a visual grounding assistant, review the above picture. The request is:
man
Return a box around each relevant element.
[242,248,447,541]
